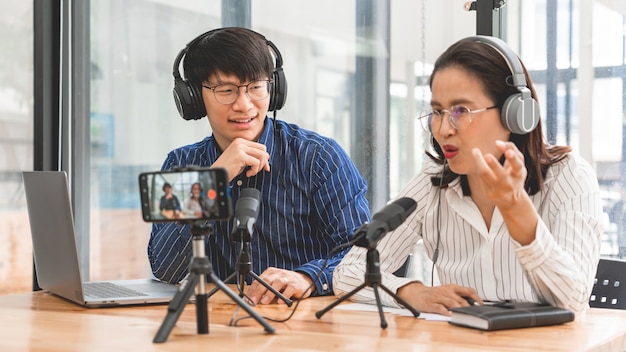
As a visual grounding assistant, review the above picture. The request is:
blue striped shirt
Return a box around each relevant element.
[148,118,371,296]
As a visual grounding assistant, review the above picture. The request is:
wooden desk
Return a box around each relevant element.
[1,287,626,351]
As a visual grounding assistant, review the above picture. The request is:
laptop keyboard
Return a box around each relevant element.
[83,282,148,298]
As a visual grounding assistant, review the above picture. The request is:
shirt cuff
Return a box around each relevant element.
[379,276,418,308]
[296,266,332,296]
[514,219,555,270]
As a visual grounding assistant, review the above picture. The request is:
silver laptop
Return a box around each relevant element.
[23,171,180,307]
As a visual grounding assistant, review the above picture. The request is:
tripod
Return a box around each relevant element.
[153,224,275,343]
[207,224,293,306]
[315,248,420,329]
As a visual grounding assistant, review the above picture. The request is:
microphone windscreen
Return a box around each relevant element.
[354,197,417,249]
[235,188,261,220]
[371,197,417,230]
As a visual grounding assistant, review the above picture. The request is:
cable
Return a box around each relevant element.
[430,160,446,286]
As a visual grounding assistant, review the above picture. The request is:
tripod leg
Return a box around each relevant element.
[196,293,208,334]
[315,282,367,319]
[247,271,293,306]
[153,272,199,343]
[377,284,421,318]
[207,271,235,298]
[209,272,275,333]
[371,283,388,329]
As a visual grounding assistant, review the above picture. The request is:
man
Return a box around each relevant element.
[158,183,181,220]
[148,27,371,304]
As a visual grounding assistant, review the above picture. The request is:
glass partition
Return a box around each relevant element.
[0,0,33,294]
[67,0,626,285]
[6,0,626,294]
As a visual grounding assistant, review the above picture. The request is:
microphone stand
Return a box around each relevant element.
[207,223,293,306]
[153,222,275,343]
[315,247,420,329]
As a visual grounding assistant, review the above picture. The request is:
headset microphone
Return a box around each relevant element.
[353,197,417,250]
[231,188,261,242]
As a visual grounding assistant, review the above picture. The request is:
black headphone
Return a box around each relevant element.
[463,35,540,135]
[172,28,288,121]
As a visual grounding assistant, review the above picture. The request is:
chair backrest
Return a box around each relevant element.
[393,253,413,278]
[589,258,626,309]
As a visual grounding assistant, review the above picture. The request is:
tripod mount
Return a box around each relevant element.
[153,222,275,343]
[315,247,420,329]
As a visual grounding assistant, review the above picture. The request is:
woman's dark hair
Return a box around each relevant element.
[427,38,571,195]
[183,27,274,86]
[162,182,172,192]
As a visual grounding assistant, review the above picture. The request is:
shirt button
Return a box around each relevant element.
[322,283,328,291]
[236,180,243,186]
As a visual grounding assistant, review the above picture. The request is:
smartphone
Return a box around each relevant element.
[138,167,232,222]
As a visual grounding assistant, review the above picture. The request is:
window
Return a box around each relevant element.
[0,1,33,294]
[8,0,624,294]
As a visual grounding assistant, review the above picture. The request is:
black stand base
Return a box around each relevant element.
[209,270,293,306]
[315,248,420,329]
[207,241,293,306]
[153,226,275,343]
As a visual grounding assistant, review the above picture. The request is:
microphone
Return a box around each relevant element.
[231,188,261,242]
[353,197,417,249]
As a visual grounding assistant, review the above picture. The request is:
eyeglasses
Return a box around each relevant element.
[418,105,498,132]
[202,80,272,105]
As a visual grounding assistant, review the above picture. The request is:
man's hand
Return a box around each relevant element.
[246,267,314,305]
[212,138,270,181]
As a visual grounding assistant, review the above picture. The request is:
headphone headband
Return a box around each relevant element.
[172,27,287,120]
[462,35,540,134]
[466,36,526,87]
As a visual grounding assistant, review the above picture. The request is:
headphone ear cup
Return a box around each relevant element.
[173,78,206,120]
[269,67,287,111]
[501,90,540,134]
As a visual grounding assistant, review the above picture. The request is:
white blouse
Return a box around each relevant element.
[333,153,604,315]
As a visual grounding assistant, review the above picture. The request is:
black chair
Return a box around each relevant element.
[589,258,626,309]
[392,253,413,278]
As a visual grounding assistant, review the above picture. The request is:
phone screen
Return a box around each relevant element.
[138,167,232,222]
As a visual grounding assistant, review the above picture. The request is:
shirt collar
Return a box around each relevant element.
[448,176,464,198]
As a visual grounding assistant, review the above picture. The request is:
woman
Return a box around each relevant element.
[333,36,603,317]
[183,182,203,218]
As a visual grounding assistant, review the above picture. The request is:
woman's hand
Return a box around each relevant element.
[397,282,483,316]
